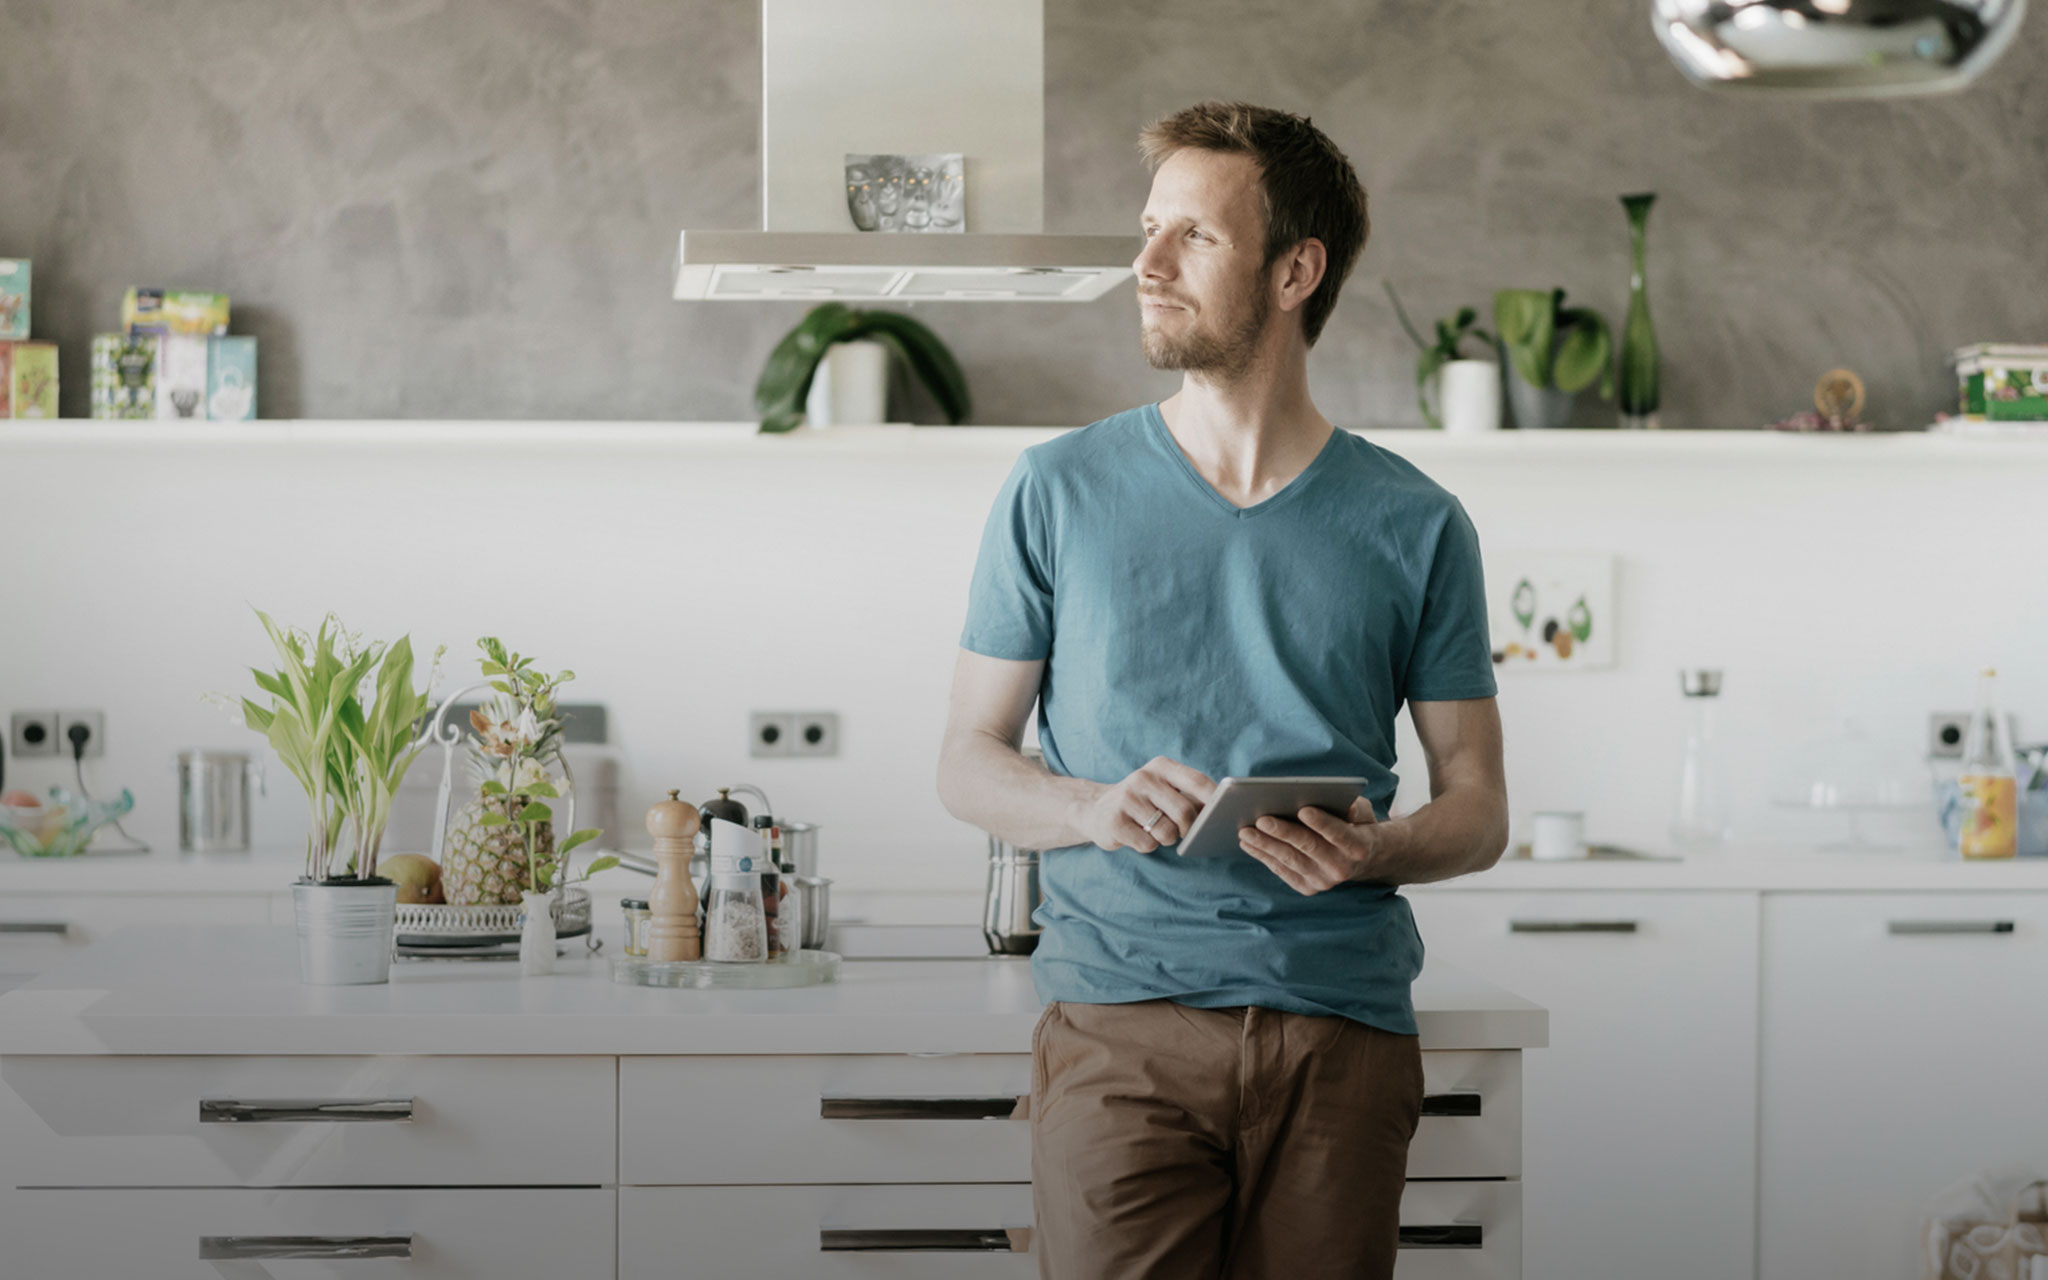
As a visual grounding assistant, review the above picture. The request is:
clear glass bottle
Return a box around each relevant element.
[702,817,768,962]
[1958,667,2018,860]
[1671,668,1729,852]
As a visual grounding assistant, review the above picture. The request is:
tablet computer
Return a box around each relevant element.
[1173,776,1370,860]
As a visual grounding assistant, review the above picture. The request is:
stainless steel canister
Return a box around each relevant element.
[982,836,1042,956]
[795,875,832,951]
[779,821,820,878]
[177,750,261,853]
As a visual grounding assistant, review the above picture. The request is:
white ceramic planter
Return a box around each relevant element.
[803,340,890,428]
[292,880,397,985]
[520,890,556,975]
[1440,360,1502,434]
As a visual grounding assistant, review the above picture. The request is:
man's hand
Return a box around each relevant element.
[1074,756,1216,854]
[1237,797,1381,895]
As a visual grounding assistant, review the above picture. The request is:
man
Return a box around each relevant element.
[936,101,1509,1280]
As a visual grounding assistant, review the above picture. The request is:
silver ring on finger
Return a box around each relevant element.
[1144,809,1166,836]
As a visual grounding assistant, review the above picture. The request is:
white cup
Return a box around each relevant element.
[1531,811,1588,861]
[1439,359,1502,434]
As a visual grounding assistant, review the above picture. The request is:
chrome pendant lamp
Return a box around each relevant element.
[1653,0,2028,97]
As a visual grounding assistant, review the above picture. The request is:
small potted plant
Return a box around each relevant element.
[753,302,971,433]
[1386,282,1499,433]
[241,611,437,985]
[1493,288,1613,430]
[441,638,612,975]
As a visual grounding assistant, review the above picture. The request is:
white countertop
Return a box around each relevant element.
[0,924,1546,1057]
[6,844,2047,896]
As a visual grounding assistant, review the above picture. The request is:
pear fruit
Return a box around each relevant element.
[382,853,444,904]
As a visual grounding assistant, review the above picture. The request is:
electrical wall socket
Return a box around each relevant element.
[791,711,841,758]
[9,711,59,759]
[58,710,105,758]
[1929,712,1969,759]
[749,711,796,758]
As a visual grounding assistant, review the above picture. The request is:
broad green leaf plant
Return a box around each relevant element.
[242,611,439,883]
[753,302,971,435]
[1385,281,1497,430]
[470,638,614,895]
[1493,288,1614,398]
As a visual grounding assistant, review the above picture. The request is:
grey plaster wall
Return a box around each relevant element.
[1,0,2041,428]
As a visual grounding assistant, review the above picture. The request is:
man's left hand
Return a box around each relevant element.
[1238,797,1381,895]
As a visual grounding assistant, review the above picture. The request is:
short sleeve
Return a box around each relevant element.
[959,452,1054,660]
[1401,500,1498,702]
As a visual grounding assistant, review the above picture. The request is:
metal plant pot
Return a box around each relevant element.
[293,879,398,985]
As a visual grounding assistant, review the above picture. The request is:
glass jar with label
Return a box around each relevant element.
[703,817,769,962]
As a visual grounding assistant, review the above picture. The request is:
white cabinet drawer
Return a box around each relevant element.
[619,1181,1517,1279]
[0,1055,615,1187]
[623,1184,1036,1279]
[1409,890,1757,1280]
[1759,891,2048,1280]
[0,1186,613,1278]
[621,1054,1031,1185]
[1408,1050,1521,1179]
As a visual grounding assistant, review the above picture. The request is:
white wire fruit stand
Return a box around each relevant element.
[392,680,599,961]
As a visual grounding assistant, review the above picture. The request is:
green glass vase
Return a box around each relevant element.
[1617,193,1660,430]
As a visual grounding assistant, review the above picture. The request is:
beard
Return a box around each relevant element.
[1140,284,1271,380]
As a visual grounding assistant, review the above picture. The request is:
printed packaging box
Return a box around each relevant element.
[0,342,12,417]
[154,333,210,420]
[122,288,229,338]
[1956,345,2048,422]
[0,260,27,341]
[206,335,256,420]
[9,341,58,419]
[91,333,158,420]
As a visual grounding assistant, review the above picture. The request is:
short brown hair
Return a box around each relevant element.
[1139,101,1368,346]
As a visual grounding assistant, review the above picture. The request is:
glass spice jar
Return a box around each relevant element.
[620,899,651,957]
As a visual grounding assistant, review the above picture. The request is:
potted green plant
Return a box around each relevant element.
[1386,282,1500,433]
[241,611,437,985]
[753,302,971,434]
[1493,288,1614,430]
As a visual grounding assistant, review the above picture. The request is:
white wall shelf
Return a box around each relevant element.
[4,420,2042,461]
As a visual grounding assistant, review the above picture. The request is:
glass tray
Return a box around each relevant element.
[610,949,841,990]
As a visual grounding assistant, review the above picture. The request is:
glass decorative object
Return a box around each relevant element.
[1618,193,1661,431]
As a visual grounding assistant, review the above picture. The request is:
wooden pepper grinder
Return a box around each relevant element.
[644,790,702,962]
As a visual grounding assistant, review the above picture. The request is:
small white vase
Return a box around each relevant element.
[1440,360,1502,434]
[519,891,556,975]
[804,340,890,428]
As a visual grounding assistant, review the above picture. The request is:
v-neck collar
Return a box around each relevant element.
[1143,402,1345,520]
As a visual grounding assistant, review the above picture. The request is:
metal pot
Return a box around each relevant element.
[982,836,1042,956]
[177,750,262,853]
[292,880,397,985]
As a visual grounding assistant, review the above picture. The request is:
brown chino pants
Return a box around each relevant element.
[1030,998,1422,1280]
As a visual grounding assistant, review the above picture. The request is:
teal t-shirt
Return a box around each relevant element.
[958,404,1497,1034]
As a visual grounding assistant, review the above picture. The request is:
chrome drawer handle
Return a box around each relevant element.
[200,1098,415,1124]
[0,921,71,935]
[1420,1092,1482,1118]
[1400,1224,1485,1250]
[821,1228,1032,1253]
[820,1096,1028,1121]
[1509,919,1638,934]
[1887,920,2015,935]
[199,1235,413,1260]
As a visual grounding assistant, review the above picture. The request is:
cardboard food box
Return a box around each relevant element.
[0,260,28,341]
[91,333,158,420]
[1956,346,2048,422]
[206,335,256,421]
[0,342,12,417]
[154,333,209,420]
[122,288,229,338]
[9,341,58,419]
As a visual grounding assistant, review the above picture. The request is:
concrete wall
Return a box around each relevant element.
[1,0,2041,427]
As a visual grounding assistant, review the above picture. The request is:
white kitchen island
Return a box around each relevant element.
[0,924,1544,1278]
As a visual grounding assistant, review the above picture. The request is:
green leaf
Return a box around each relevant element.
[479,780,507,796]
[583,856,619,876]
[1553,307,1614,397]
[519,781,559,799]
[856,311,971,423]
[1493,289,1558,389]
[560,828,601,855]
[754,303,859,424]
[515,801,552,824]
[477,811,511,827]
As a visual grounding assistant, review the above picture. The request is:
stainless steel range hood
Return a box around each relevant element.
[672,0,1135,303]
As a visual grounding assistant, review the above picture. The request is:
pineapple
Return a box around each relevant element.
[439,695,566,907]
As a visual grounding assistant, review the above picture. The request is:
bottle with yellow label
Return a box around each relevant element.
[1958,668,2018,860]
